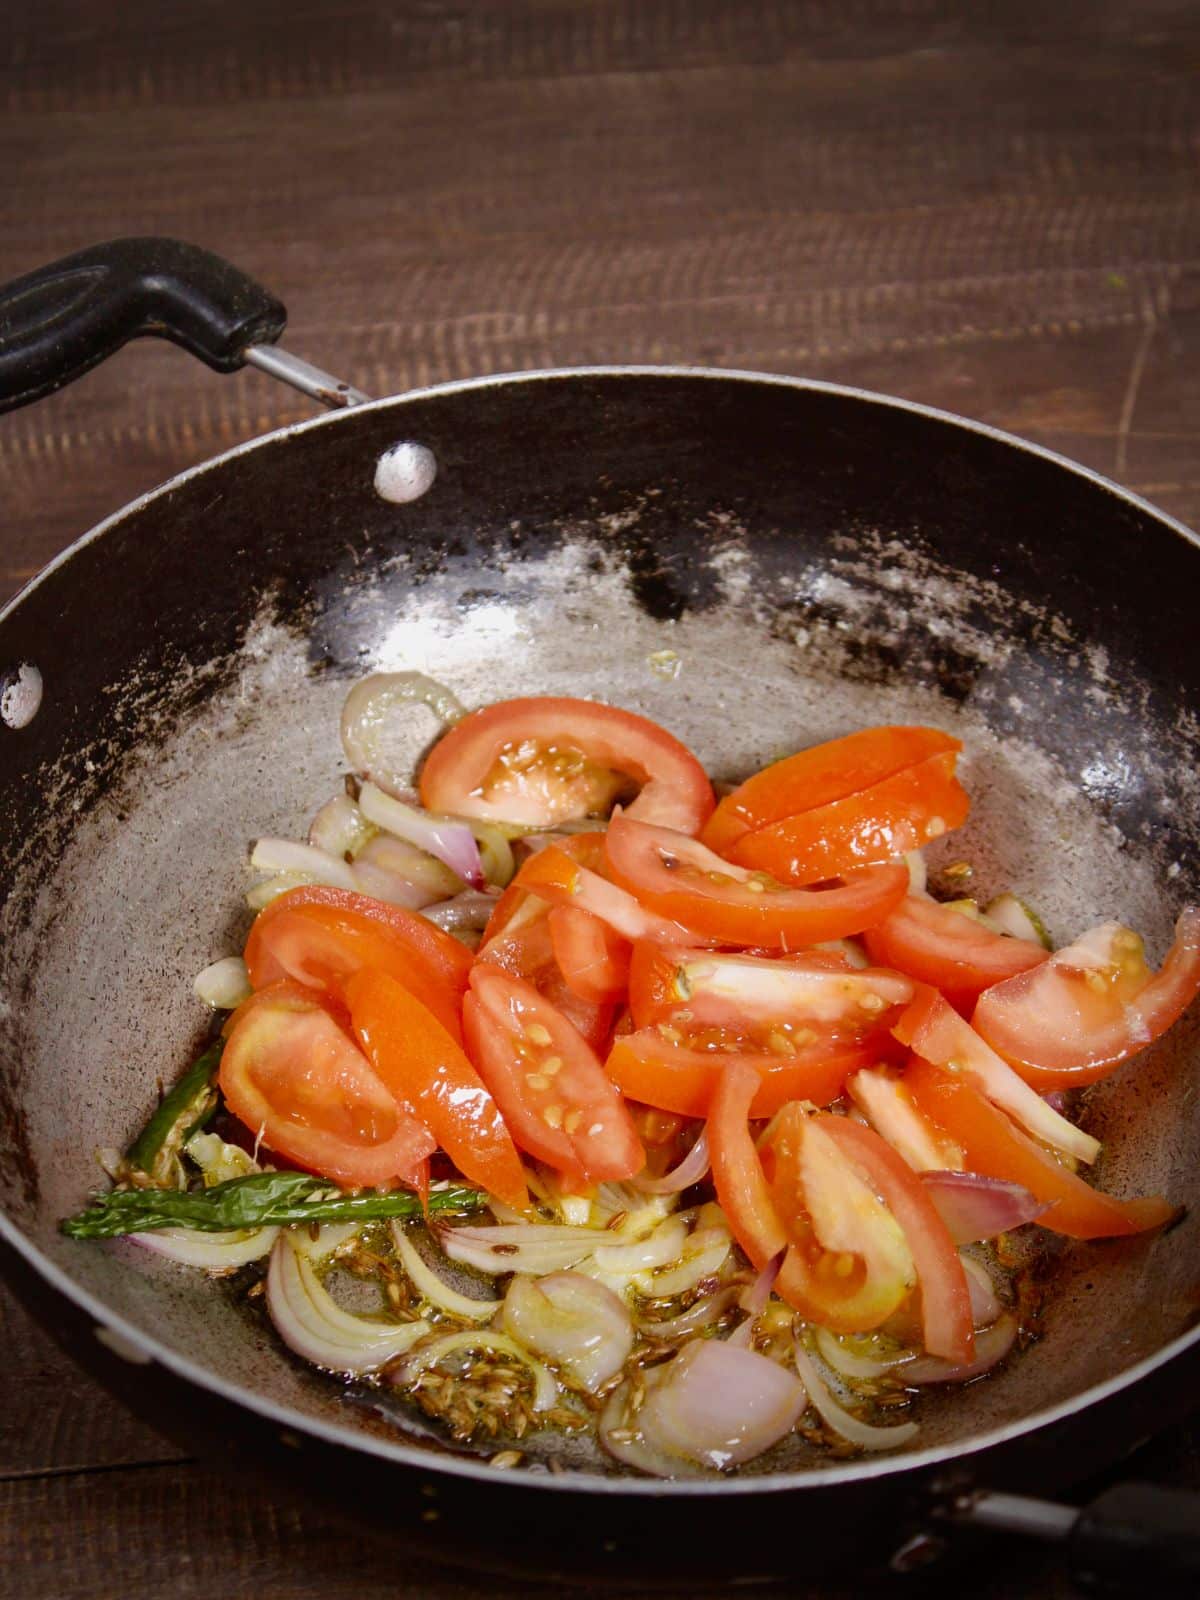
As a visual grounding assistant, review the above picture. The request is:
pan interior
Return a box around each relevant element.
[1,372,1197,1487]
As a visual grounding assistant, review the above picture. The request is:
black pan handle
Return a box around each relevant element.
[0,237,287,413]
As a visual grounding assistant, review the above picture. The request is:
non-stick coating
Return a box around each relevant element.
[1,371,1198,1513]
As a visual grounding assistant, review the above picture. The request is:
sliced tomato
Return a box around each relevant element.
[419,696,714,834]
[973,910,1200,1089]
[893,985,1100,1166]
[726,751,969,886]
[846,1065,964,1172]
[245,902,464,1041]
[513,844,695,945]
[628,942,912,1042]
[475,889,614,1054]
[606,1028,879,1118]
[219,981,435,1189]
[345,968,528,1210]
[904,1056,1177,1239]
[864,894,1047,1013]
[707,1059,789,1270]
[702,725,962,855]
[548,904,631,1005]
[462,966,644,1183]
[603,811,910,948]
[817,1115,973,1363]
[761,1105,917,1332]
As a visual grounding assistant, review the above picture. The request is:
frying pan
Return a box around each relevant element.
[1,239,1198,1591]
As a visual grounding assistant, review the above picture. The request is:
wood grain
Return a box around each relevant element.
[3,1,1200,1595]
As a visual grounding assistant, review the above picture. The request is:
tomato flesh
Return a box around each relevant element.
[707,1060,789,1270]
[514,845,695,945]
[727,751,969,885]
[345,968,528,1210]
[603,811,910,948]
[864,893,1047,1013]
[548,904,632,1005]
[973,910,1200,1088]
[904,1056,1176,1239]
[463,966,644,1183]
[419,696,715,834]
[219,981,435,1189]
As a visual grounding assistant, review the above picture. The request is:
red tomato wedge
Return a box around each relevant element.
[629,945,913,1038]
[514,844,695,945]
[345,968,528,1210]
[726,751,970,886]
[462,967,644,1183]
[702,725,962,855]
[548,905,631,1005]
[864,894,1047,1013]
[475,885,615,1053]
[904,1056,1177,1239]
[893,985,1100,1165]
[603,811,910,948]
[972,910,1200,1089]
[419,696,715,834]
[606,1028,879,1118]
[707,1059,789,1270]
[762,1104,916,1332]
[818,1115,974,1363]
[245,901,465,1042]
[219,981,435,1189]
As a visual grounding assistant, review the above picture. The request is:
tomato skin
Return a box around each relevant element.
[904,1056,1176,1239]
[419,696,715,834]
[607,1028,878,1118]
[463,967,644,1183]
[864,894,1047,1013]
[219,981,435,1189]
[603,812,911,948]
[345,969,528,1210]
[707,1060,789,1270]
[702,725,962,855]
[476,890,615,1054]
[548,905,631,1005]
[514,845,695,945]
[817,1114,974,1364]
[726,751,969,885]
[972,910,1200,1089]
[245,902,465,1042]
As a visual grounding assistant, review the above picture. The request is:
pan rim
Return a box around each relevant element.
[2,361,1198,1495]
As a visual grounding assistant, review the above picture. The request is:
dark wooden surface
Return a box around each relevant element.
[4,2,1200,1595]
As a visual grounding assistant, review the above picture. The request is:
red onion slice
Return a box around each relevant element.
[637,1338,807,1470]
[795,1342,920,1451]
[358,781,486,889]
[631,1130,711,1195]
[960,1253,1002,1327]
[919,1171,1048,1243]
[900,1312,1018,1384]
[340,671,466,799]
[503,1271,634,1392]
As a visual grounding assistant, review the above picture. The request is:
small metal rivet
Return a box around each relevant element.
[374,441,438,504]
[93,1324,153,1365]
[1,662,43,729]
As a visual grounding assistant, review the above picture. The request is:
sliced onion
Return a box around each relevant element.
[900,1312,1018,1384]
[246,870,311,910]
[436,1221,610,1276]
[919,1171,1049,1243]
[420,889,501,933]
[635,1287,739,1342]
[391,1223,502,1321]
[739,1249,785,1318]
[814,1326,911,1381]
[356,831,463,899]
[591,1216,689,1275]
[599,1373,708,1479]
[287,1221,360,1261]
[250,838,359,890]
[266,1235,431,1374]
[308,792,374,859]
[468,822,516,888]
[794,1342,920,1451]
[637,1338,807,1470]
[358,781,485,889]
[984,893,1050,948]
[638,1226,732,1298]
[341,671,466,799]
[960,1253,1002,1328]
[133,1224,278,1269]
[503,1271,633,1392]
[632,1130,711,1195]
[193,955,252,1011]
[391,1328,558,1411]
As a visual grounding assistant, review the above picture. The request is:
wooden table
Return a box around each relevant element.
[3,3,1199,1595]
